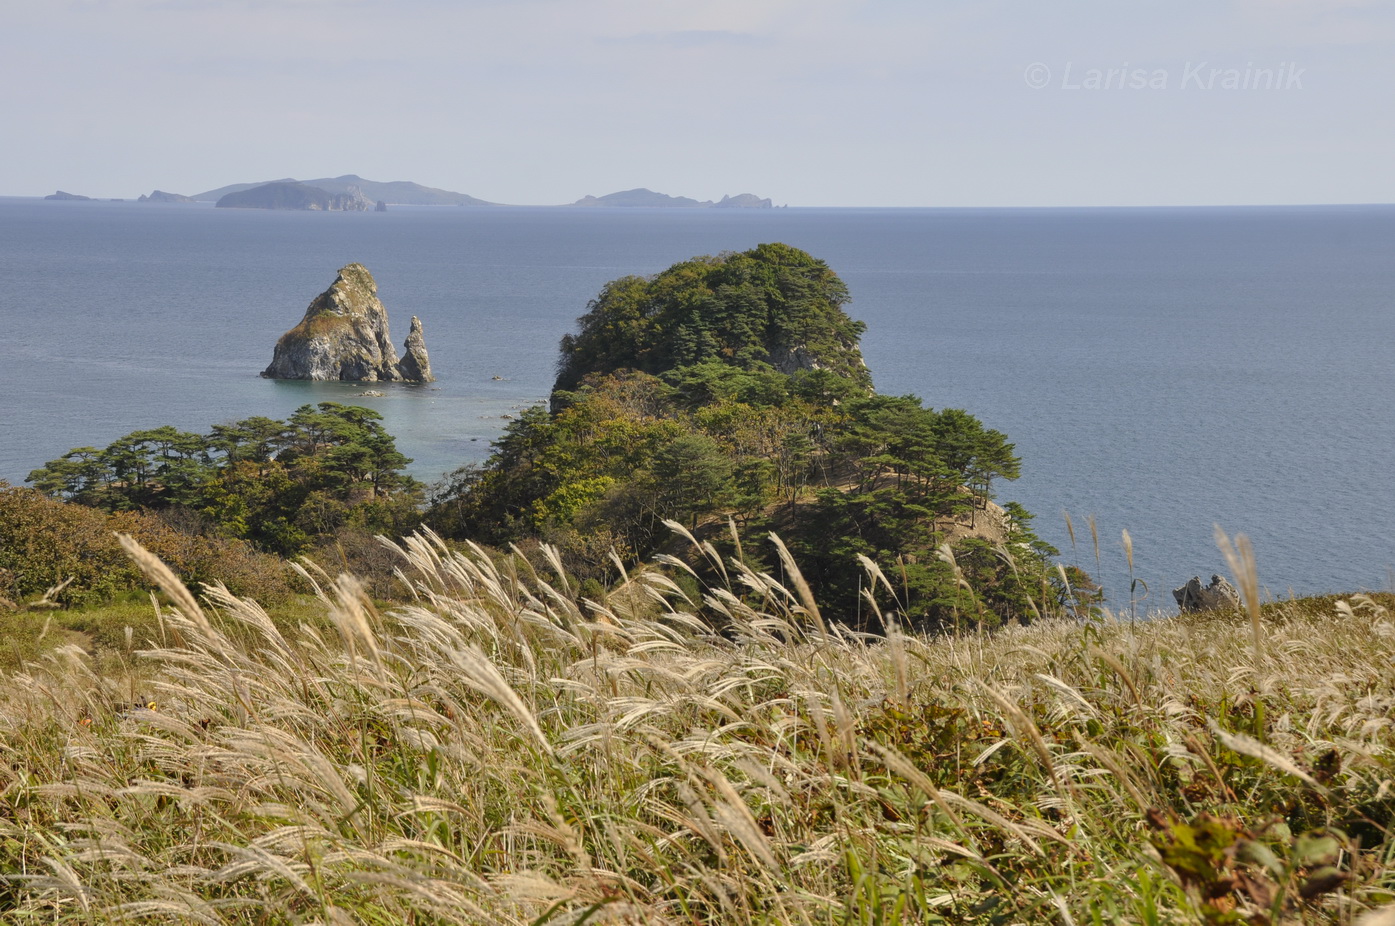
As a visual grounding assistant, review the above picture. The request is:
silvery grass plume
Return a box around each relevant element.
[0,530,1391,924]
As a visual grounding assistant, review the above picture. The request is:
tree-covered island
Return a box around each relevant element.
[429,242,1079,630]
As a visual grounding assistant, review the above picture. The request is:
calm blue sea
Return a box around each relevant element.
[2,198,1392,606]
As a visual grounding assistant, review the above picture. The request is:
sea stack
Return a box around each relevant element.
[261,263,434,382]
[397,316,433,382]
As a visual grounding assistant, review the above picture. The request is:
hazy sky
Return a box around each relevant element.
[5,0,1393,206]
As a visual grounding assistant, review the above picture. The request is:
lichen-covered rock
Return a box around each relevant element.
[1173,574,1240,613]
[261,264,433,382]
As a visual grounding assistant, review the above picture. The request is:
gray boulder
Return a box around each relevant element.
[1173,574,1240,613]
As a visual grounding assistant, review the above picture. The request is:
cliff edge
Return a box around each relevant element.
[261,264,434,382]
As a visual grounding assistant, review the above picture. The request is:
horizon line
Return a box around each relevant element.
[5,193,1393,211]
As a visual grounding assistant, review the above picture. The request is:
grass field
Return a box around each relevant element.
[1,529,1392,924]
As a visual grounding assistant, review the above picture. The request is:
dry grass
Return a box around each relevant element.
[0,529,1392,924]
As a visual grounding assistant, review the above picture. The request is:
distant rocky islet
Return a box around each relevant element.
[570,188,773,208]
[137,190,197,203]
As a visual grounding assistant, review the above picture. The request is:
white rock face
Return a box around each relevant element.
[261,264,434,382]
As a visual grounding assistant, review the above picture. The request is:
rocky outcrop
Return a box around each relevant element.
[138,190,196,203]
[769,342,866,378]
[339,185,374,210]
[217,181,373,211]
[397,316,432,382]
[1173,574,1240,613]
[44,190,92,201]
[261,264,434,382]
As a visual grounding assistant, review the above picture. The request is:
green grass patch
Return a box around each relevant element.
[0,591,333,675]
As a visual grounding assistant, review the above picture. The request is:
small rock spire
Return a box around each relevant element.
[399,316,434,382]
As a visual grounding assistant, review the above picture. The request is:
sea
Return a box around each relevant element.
[2,198,1393,609]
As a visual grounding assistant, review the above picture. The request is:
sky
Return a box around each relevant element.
[4,0,1394,206]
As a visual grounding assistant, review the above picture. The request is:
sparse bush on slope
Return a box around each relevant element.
[0,531,1392,924]
[0,482,291,607]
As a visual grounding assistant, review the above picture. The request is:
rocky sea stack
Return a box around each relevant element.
[261,264,433,382]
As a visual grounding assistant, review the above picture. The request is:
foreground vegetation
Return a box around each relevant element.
[0,531,1392,924]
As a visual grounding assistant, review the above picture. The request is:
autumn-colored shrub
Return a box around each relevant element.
[114,509,294,603]
[0,483,140,606]
[0,483,291,606]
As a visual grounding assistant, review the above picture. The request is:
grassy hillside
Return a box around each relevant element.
[1,530,1392,924]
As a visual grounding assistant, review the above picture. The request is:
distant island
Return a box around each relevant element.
[714,193,775,208]
[196,174,494,207]
[573,189,707,207]
[39,175,779,208]
[215,181,374,211]
[137,190,196,203]
[572,188,773,208]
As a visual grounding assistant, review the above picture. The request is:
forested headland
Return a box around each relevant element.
[429,242,1083,630]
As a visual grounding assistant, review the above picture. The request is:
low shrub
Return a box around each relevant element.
[0,482,291,606]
